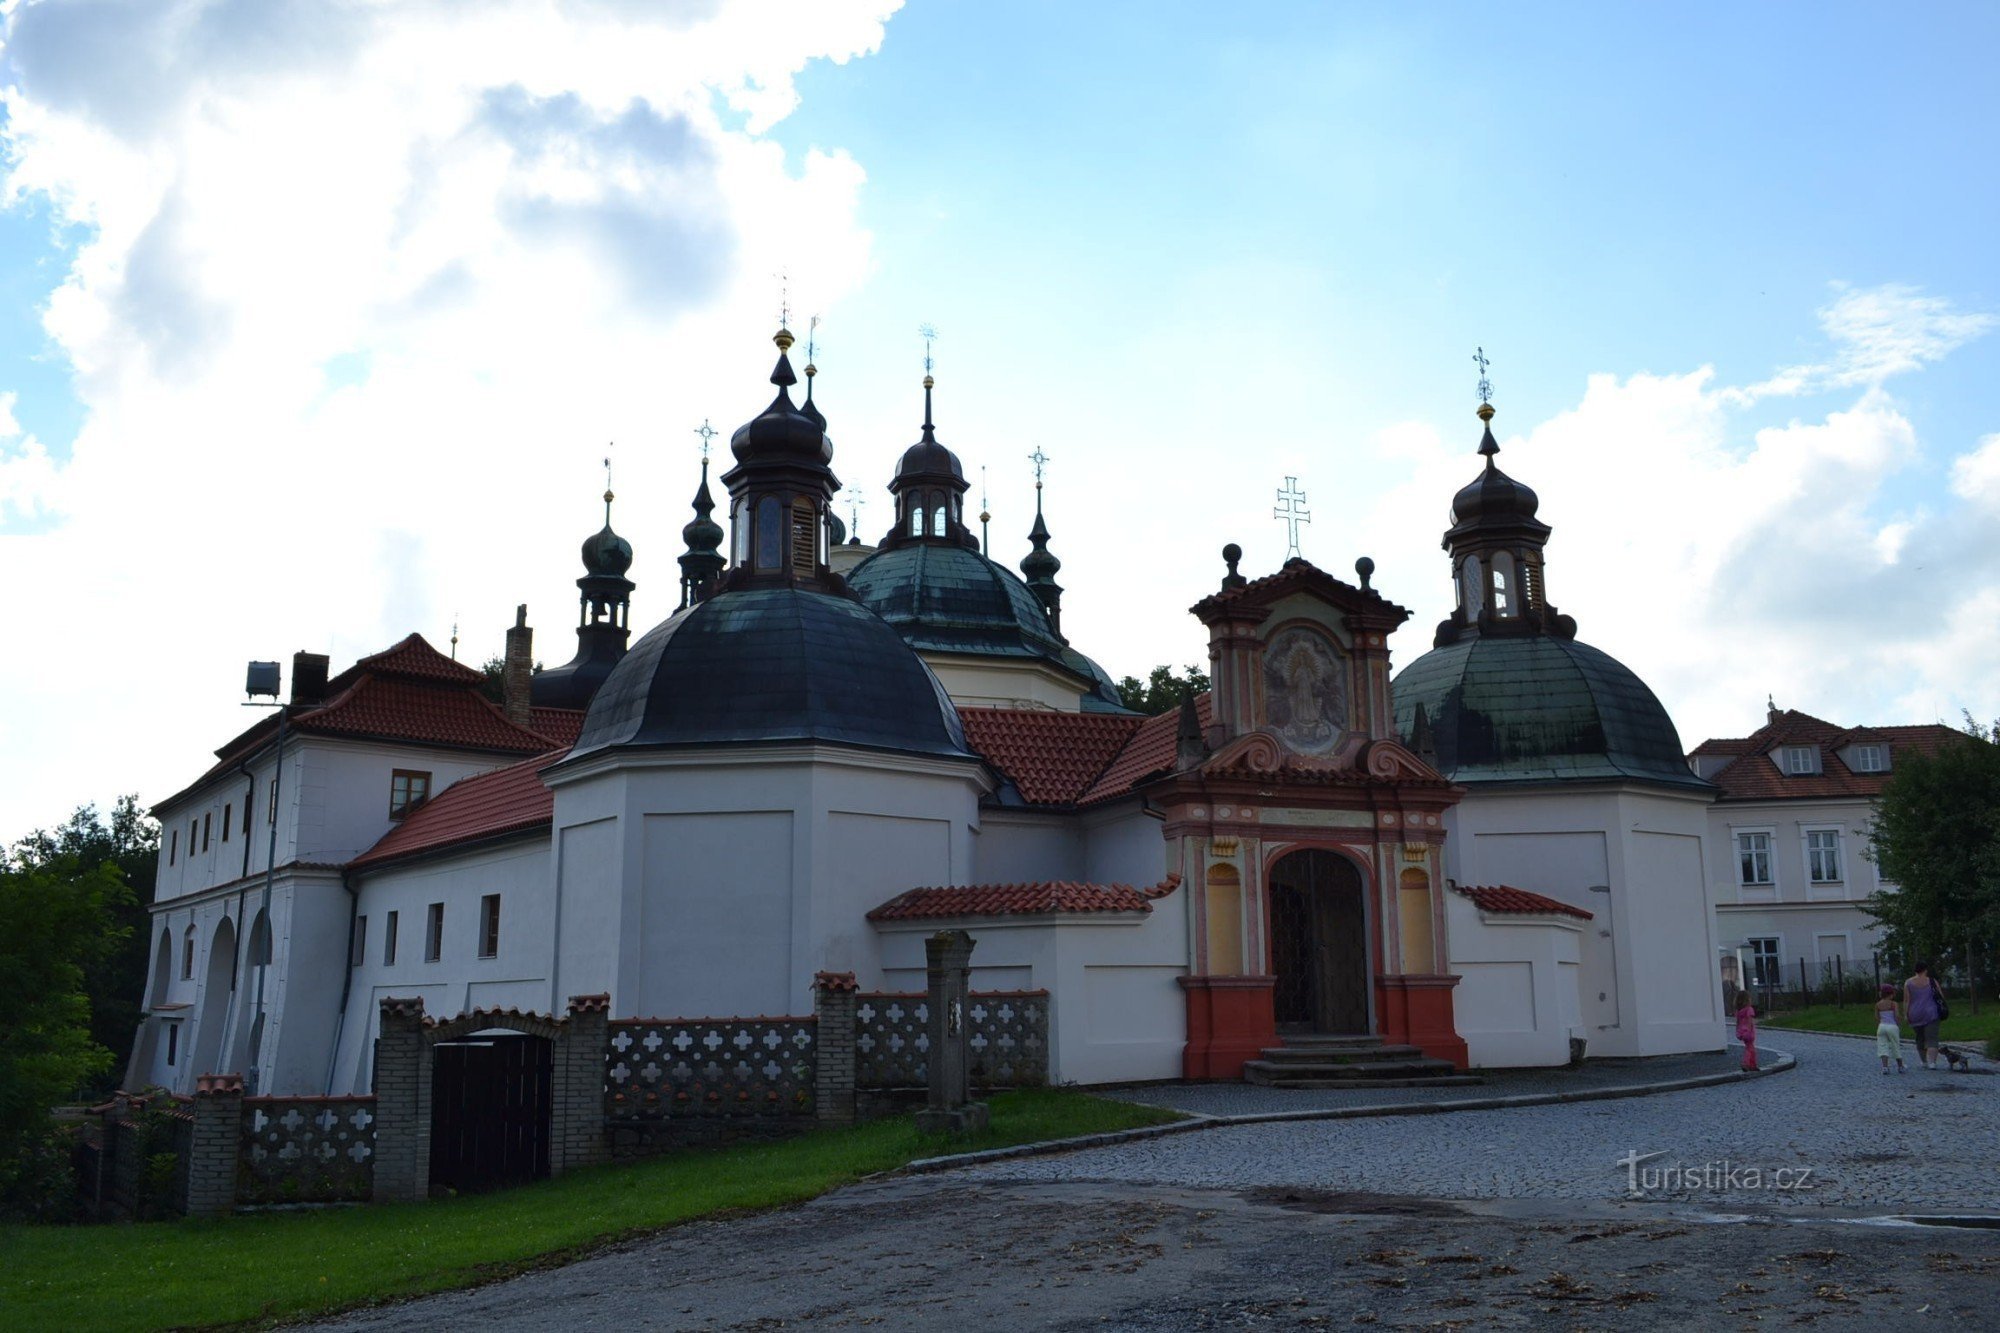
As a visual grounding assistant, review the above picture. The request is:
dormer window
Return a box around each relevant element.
[1781,745,1819,776]
[1851,743,1886,773]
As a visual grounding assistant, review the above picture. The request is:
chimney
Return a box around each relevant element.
[1175,695,1208,771]
[290,652,330,706]
[503,605,534,728]
[1766,693,1780,726]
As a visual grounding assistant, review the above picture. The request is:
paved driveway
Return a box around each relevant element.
[316,1031,2000,1331]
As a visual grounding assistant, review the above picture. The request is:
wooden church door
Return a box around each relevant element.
[1269,849,1370,1034]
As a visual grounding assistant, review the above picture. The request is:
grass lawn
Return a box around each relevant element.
[3,1089,1181,1333]
[1764,1001,2000,1046]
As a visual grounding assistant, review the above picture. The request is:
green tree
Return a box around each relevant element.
[1865,715,2000,981]
[478,653,544,704]
[9,797,159,1083]
[0,855,133,1212]
[1116,663,1210,716]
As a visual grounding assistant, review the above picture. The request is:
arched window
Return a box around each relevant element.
[730,499,748,564]
[1398,867,1435,973]
[909,504,925,537]
[1457,558,1485,617]
[1489,551,1514,615]
[152,930,173,1005]
[182,924,197,979]
[933,504,948,534]
[754,496,783,570]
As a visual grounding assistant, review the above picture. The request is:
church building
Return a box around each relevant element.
[131,328,1722,1097]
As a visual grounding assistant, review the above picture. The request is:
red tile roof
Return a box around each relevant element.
[1189,557,1411,624]
[1079,695,1214,805]
[957,707,1144,805]
[350,750,563,869]
[531,707,586,747]
[326,633,486,690]
[1453,883,1593,920]
[1691,709,1968,802]
[868,874,1181,921]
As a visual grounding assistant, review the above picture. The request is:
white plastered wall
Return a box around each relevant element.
[1442,783,1722,1060]
[1444,894,1585,1067]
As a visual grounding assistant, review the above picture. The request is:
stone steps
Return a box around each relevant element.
[1242,1034,1482,1090]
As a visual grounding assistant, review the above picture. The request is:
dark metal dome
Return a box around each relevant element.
[581,523,633,577]
[567,587,970,760]
[728,332,831,466]
[1392,634,1707,789]
[847,543,1126,711]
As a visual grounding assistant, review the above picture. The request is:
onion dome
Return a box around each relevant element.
[582,497,634,578]
[878,373,976,551]
[567,587,970,760]
[729,329,831,465]
[1447,404,1547,541]
[534,486,636,710]
[677,458,726,609]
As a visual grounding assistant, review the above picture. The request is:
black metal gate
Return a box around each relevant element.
[430,1032,552,1194]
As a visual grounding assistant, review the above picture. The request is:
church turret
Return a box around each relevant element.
[876,366,976,552]
[678,449,726,609]
[530,475,636,709]
[1432,393,1573,647]
[718,327,843,592]
[1019,450,1064,640]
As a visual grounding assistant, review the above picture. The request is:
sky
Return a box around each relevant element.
[0,0,1995,836]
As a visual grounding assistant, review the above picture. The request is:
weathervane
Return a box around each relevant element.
[1474,346,1492,405]
[776,270,790,329]
[449,613,459,662]
[693,418,716,461]
[918,322,938,375]
[603,443,615,518]
[806,314,820,364]
[1274,476,1310,559]
[849,493,865,543]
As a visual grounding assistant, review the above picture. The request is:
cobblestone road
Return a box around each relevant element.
[315,1029,2000,1331]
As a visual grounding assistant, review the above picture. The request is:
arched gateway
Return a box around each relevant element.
[1269,849,1370,1033]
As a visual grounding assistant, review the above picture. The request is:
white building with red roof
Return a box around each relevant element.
[1691,705,1964,991]
[134,336,1728,1098]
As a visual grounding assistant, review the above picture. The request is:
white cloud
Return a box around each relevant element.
[0,0,901,830]
[1950,433,2000,508]
[1736,283,1996,402]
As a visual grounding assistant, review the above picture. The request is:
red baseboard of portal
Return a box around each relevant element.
[1179,975,1277,1080]
[1375,975,1470,1070]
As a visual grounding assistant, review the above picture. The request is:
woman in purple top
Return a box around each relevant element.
[1903,960,1946,1069]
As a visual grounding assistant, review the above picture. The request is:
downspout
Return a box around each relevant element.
[325,866,362,1095]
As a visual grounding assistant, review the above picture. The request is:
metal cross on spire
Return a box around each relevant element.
[979,463,991,555]
[693,418,716,461]
[449,613,459,662]
[1275,475,1311,559]
[602,444,615,519]
[1474,346,1493,405]
[806,314,820,364]
[776,270,790,329]
[1029,445,1049,489]
[917,322,938,375]
[849,492,865,542]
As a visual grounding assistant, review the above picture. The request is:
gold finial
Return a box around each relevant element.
[1476,402,1495,422]
[923,374,934,390]
[774,328,795,352]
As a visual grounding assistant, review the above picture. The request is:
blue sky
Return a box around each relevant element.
[0,0,1995,832]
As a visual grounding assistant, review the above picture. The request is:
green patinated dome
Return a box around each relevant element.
[1392,634,1706,789]
[848,543,1128,712]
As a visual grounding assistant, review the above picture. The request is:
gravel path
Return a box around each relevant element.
[310,1029,2000,1331]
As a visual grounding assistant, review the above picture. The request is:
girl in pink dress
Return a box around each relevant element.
[1735,997,1758,1071]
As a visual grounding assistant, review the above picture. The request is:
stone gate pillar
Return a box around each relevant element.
[813,972,859,1125]
[372,997,431,1204]
[917,930,988,1135]
[184,1073,244,1218]
[553,994,611,1175]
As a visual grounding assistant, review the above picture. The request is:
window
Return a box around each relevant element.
[182,925,196,979]
[755,495,783,569]
[384,910,399,966]
[909,505,925,536]
[222,803,232,842]
[479,894,501,959]
[1807,830,1842,883]
[169,830,177,866]
[352,916,367,968]
[1852,744,1886,773]
[1736,832,1773,887]
[165,1023,178,1067]
[389,770,432,819]
[425,902,444,962]
[1782,745,1818,775]
[202,812,211,851]
[243,785,252,831]
[189,819,198,853]
[1747,937,1782,988]
[268,777,278,823]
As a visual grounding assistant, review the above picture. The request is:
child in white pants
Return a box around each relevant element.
[1875,983,1906,1074]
